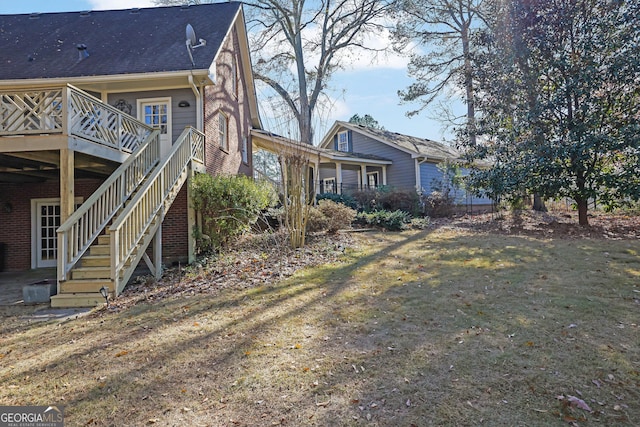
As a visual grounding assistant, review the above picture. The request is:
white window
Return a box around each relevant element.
[218,111,228,150]
[337,131,349,152]
[323,178,336,193]
[367,171,379,188]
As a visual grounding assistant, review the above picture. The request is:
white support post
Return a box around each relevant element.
[361,165,367,190]
[336,162,343,195]
[382,166,387,186]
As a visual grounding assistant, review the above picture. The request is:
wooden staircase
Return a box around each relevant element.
[52,125,205,308]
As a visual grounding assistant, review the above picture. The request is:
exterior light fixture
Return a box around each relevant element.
[178,100,190,107]
[99,286,109,308]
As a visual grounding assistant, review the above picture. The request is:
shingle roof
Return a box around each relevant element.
[0,3,241,80]
[326,121,460,161]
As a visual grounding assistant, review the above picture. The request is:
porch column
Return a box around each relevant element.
[414,158,421,191]
[382,166,387,186]
[335,162,343,195]
[59,148,75,223]
[360,164,367,190]
[313,160,321,196]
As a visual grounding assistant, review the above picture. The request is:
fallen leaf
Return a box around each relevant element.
[406,399,411,407]
[567,395,592,412]
[115,350,128,357]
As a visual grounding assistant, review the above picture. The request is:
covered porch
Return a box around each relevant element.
[250,129,392,196]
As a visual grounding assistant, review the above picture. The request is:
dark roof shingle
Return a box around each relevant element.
[0,3,241,80]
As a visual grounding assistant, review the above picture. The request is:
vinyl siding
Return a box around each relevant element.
[419,163,493,205]
[107,88,196,143]
[349,130,416,190]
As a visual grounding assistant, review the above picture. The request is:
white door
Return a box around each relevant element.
[138,98,172,157]
[31,198,83,269]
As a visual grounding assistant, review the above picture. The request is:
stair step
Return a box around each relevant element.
[82,255,110,267]
[50,293,106,308]
[71,266,111,280]
[89,244,110,256]
[59,279,114,294]
[97,235,111,245]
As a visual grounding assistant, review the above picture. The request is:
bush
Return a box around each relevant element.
[355,210,411,231]
[378,189,420,215]
[351,187,420,214]
[190,174,277,251]
[422,190,455,218]
[306,206,329,232]
[306,200,356,234]
[316,193,357,209]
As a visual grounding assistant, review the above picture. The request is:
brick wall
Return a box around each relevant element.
[160,185,189,266]
[0,179,101,271]
[203,27,253,178]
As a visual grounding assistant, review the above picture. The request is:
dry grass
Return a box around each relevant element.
[1,222,639,426]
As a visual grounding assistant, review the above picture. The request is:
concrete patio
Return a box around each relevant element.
[0,268,56,306]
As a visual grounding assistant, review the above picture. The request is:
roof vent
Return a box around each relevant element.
[80,11,91,17]
[29,13,40,19]
[77,44,89,61]
[130,8,140,14]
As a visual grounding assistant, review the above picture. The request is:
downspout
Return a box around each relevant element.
[415,157,428,193]
[188,74,203,131]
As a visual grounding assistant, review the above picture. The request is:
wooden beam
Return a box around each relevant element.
[60,149,75,223]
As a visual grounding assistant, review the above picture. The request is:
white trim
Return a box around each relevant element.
[137,97,172,155]
[337,131,349,152]
[31,197,82,269]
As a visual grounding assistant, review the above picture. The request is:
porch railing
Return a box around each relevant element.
[109,127,205,294]
[57,130,162,283]
[0,84,152,153]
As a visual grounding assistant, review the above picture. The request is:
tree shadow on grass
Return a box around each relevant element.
[1,229,639,426]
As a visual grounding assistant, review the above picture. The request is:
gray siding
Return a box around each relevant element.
[107,88,196,143]
[349,130,416,190]
[420,163,492,205]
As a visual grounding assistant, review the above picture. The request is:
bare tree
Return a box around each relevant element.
[249,0,395,145]
[393,0,488,146]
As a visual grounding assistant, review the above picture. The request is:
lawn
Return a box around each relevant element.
[1,220,639,426]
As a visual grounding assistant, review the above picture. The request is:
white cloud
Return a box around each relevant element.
[88,0,156,10]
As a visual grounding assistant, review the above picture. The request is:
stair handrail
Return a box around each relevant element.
[57,129,162,283]
[109,127,205,294]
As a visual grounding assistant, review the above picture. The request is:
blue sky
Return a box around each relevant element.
[2,0,456,144]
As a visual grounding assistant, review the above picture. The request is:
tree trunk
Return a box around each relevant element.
[532,194,547,212]
[576,197,589,226]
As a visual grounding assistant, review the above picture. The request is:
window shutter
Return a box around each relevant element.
[333,134,338,150]
[347,130,353,153]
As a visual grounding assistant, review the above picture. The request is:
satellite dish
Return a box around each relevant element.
[186,24,197,47]
[185,23,207,66]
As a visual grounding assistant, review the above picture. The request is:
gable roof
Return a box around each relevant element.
[320,121,460,162]
[0,3,241,80]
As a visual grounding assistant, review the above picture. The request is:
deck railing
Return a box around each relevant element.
[109,127,205,294]
[57,130,162,282]
[0,85,152,153]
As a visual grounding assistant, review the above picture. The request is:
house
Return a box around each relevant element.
[0,3,261,306]
[317,121,492,207]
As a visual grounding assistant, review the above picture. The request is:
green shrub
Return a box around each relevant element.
[316,192,357,209]
[190,174,277,251]
[378,189,420,215]
[355,210,411,231]
[351,187,420,214]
